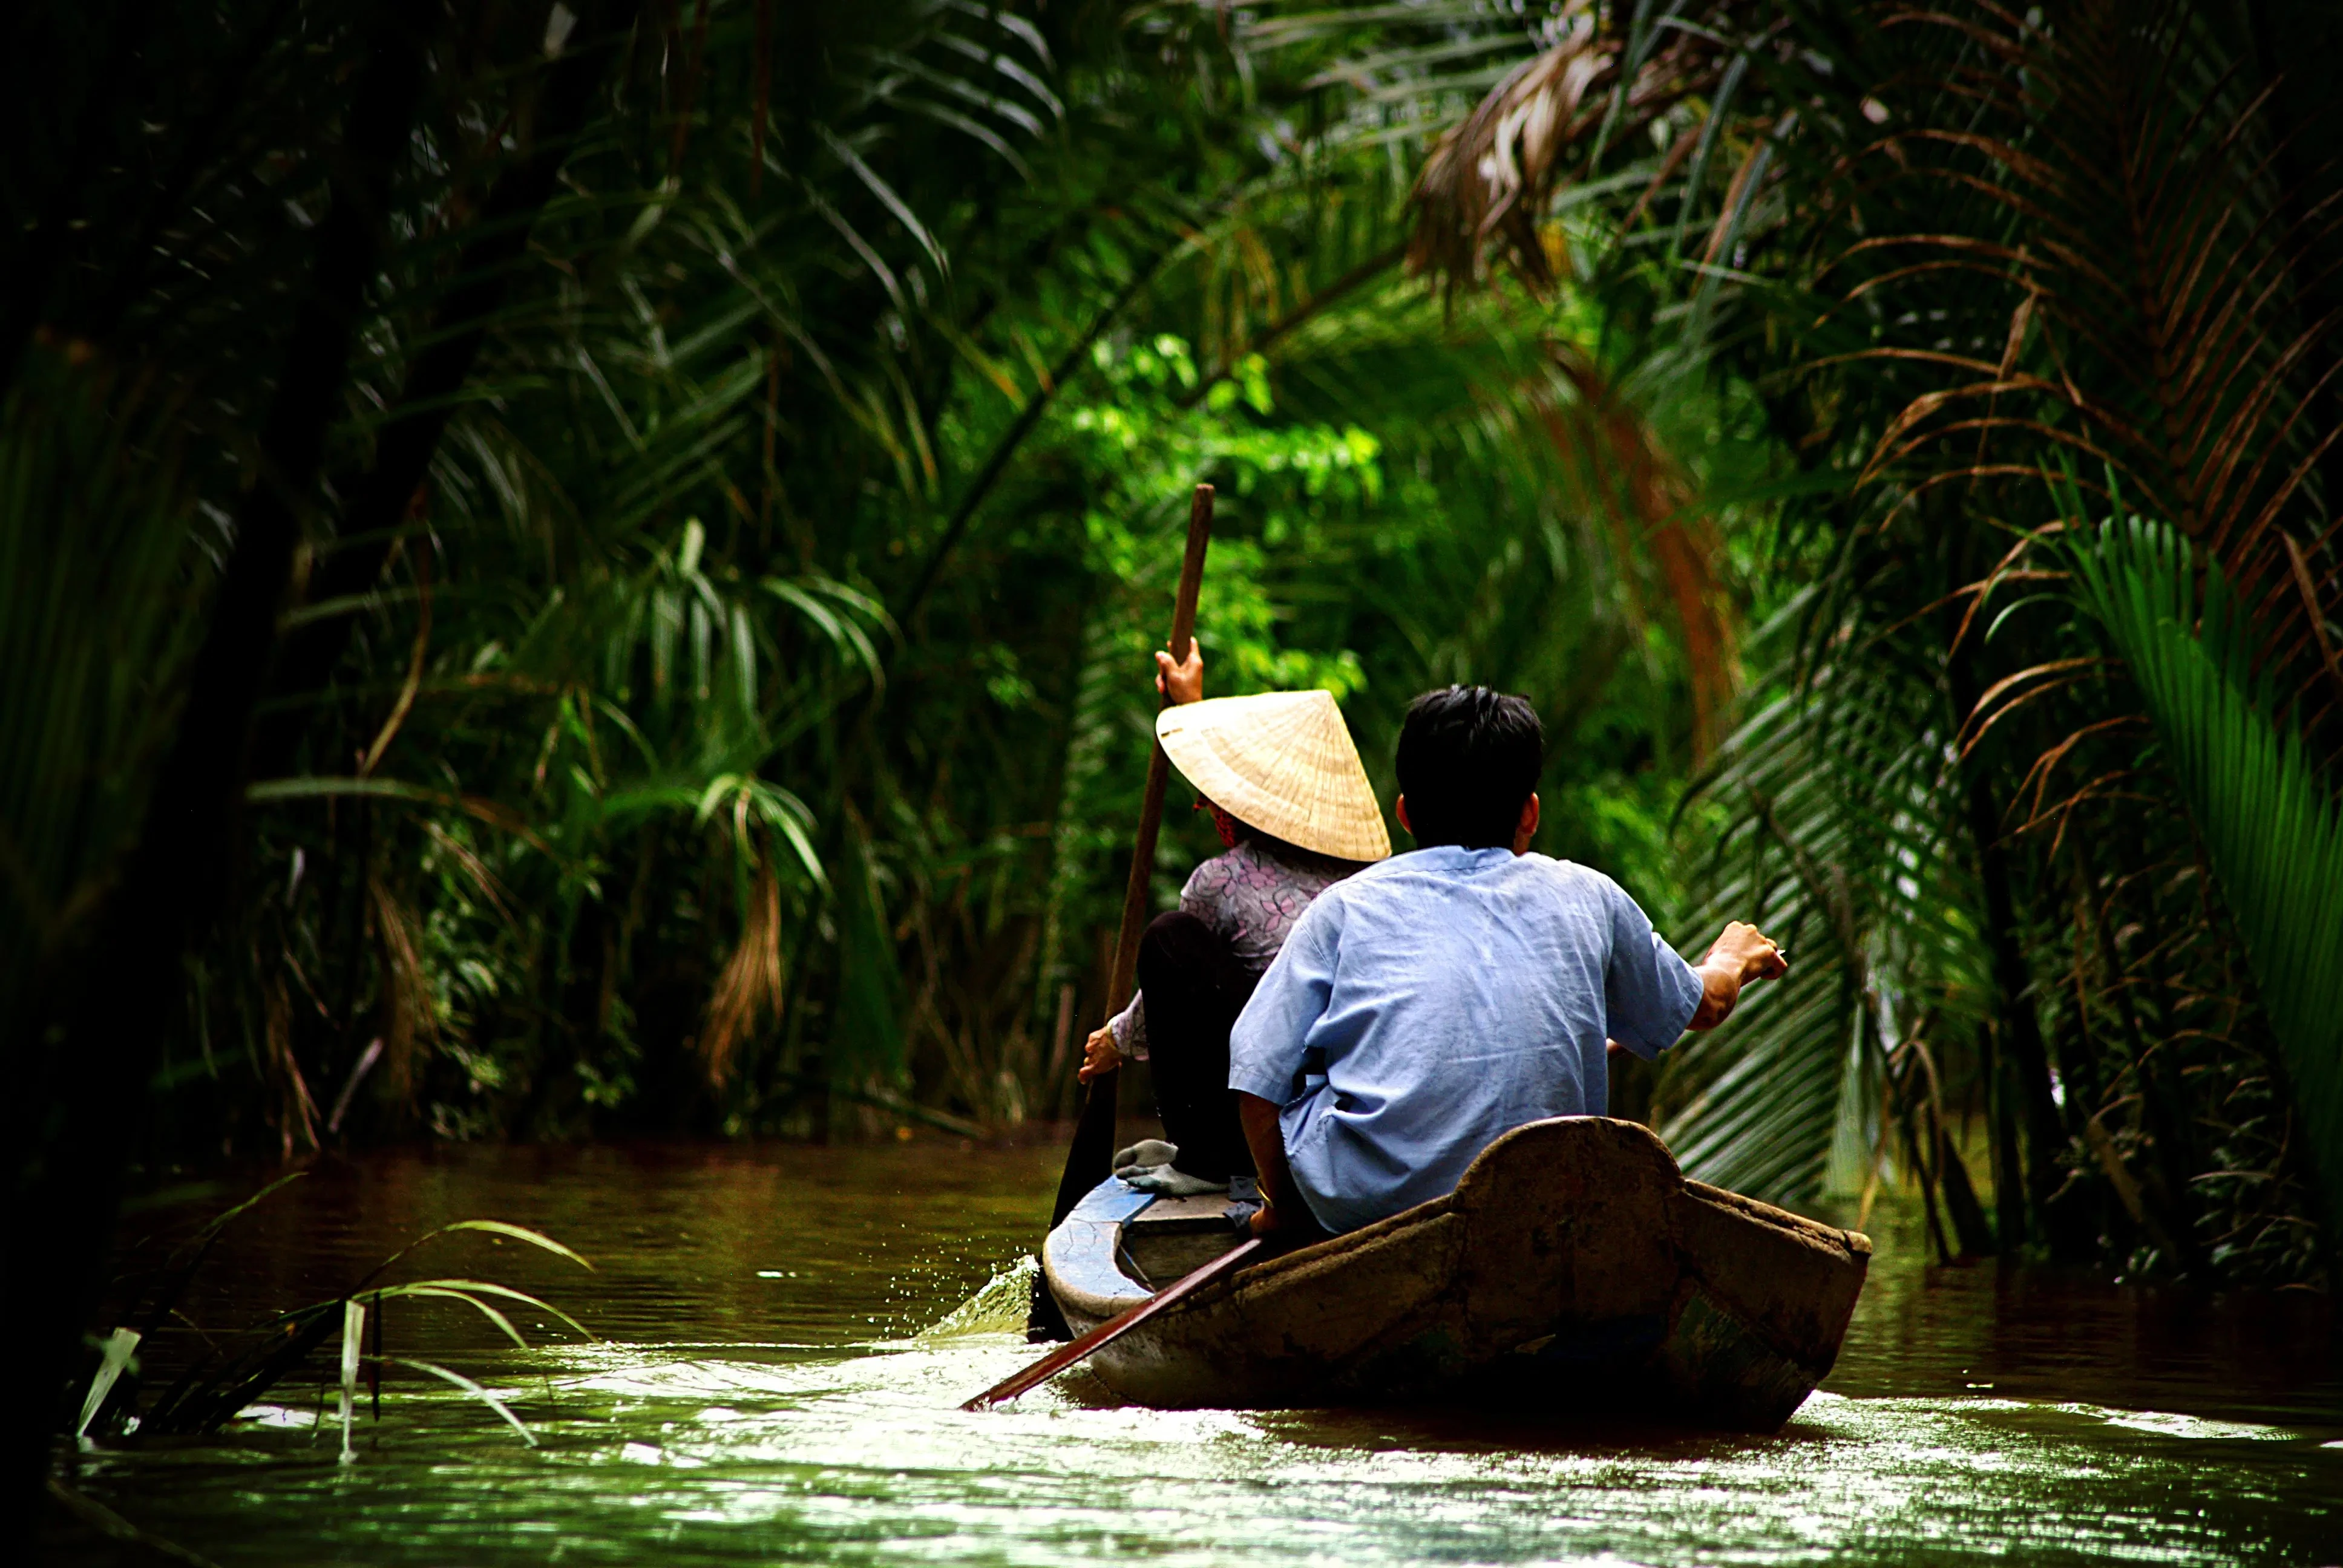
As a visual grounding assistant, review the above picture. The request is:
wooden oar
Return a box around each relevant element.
[1044,483,1215,1230]
[967,1236,1262,1410]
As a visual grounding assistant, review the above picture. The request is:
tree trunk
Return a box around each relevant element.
[1990,1028,2030,1252]
[1949,661,2080,1256]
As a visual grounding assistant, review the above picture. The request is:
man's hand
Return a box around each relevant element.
[1156,645,1203,705]
[1687,921,1788,1030]
[1237,1092,1300,1238]
[1076,1024,1121,1083]
[1711,920,1788,984]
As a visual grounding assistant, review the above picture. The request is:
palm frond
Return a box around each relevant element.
[0,341,212,1052]
[1404,0,1745,293]
[1656,639,1991,1226]
[2066,508,2343,1232]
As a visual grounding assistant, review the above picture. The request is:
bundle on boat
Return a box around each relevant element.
[1042,1116,1870,1433]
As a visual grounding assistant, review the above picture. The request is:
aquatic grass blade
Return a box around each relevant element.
[359,1220,593,1285]
[369,1278,598,1342]
[376,1285,531,1350]
[338,1300,365,1463]
[375,1357,536,1447]
[173,1172,308,1260]
[429,1220,595,1271]
[76,1328,142,1440]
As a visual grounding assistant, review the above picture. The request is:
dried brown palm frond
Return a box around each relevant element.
[1398,0,2343,1274]
[1541,341,1741,762]
[700,858,784,1088]
[1833,2,2343,1274]
[1407,2,2343,682]
[260,973,321,1161]
[369,872,439,1105]
[1407,0,1747,293]
[1831,4,2343,678]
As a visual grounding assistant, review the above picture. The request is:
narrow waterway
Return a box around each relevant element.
[65,1142,2343,1565]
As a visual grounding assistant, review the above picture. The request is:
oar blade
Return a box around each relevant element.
[961,1313,1132,1411]
[965,1236,1263,1411]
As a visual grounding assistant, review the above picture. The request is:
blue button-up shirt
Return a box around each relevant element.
[1227,846,1705,1234]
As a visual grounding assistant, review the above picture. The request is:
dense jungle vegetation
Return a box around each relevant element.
[8,0,2343,1508]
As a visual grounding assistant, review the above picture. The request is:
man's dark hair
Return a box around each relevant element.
[1395,685,1544,849]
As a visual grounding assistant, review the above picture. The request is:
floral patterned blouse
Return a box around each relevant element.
[1107,835,1358,1059]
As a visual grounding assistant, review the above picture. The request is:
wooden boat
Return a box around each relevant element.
[1042,1116,1870,1432]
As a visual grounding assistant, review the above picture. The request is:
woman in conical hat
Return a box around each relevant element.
[1079,644,1390,1195]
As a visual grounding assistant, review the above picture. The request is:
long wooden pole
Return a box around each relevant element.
[1048,483,1213,1230]
[967,1236,1260,1410]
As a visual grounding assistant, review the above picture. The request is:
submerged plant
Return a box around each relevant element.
[80,1181,592,1457]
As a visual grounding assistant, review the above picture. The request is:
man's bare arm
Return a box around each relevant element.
[1686,920,1789,1031]
[1237,1093,1299,1237]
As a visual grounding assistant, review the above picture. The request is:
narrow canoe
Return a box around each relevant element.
[1042,1116,1871,1432]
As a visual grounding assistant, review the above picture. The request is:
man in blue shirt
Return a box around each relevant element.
[1228,685,1787,1237]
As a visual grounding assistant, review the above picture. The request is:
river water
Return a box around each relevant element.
[65,1142,2343,1565]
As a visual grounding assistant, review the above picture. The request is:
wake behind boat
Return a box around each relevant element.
[1042,1116,1870,1432]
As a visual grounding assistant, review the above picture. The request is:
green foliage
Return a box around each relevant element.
[1412,0,2342,1276]
[0,350,209,935]
[2067,512,2343,1241]
[79,1183,591,1446]
[39,0,2337,1287]
[4,0,1744,1161]
[1657,655,1990,1210]
[0,344,214,1140]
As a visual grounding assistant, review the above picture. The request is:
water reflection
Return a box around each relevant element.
[65,1143,2343,1566]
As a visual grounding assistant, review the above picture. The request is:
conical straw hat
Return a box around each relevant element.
[1155,691,1391,863]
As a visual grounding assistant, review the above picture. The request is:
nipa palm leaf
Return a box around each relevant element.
[1656,645,1989,1215]
[2066,510,2343,1236]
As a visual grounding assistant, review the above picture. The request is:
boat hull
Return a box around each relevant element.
[1043,1117,1870,1432]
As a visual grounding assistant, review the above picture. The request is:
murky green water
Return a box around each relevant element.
[65,1143,2343,1565]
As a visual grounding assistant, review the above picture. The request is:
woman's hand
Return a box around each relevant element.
[1156,645,1204,705]
[1247,1201,1285,1238]
[1076,1024,1121,1083]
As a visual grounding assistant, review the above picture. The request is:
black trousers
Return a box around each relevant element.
[1136,910,1258,1181]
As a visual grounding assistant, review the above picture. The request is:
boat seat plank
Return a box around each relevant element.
[1126,1192,1231,1230]
[1122,1191,1243,1285]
